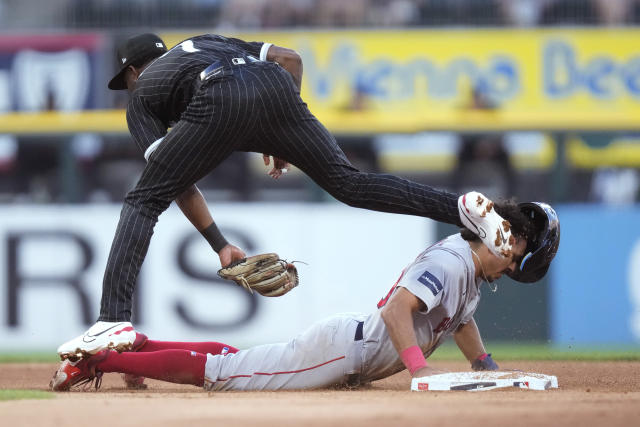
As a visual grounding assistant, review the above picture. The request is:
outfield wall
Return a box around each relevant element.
[0,203,638,350]
[551,205,640,345]
[0,204,433,350]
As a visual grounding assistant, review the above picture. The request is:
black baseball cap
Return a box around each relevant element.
[108,33,167,90]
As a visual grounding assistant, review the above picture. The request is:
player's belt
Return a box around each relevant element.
[199,55,261,81]
[199,62,231,81]
[354,321,364,341]
[346,321,365,387]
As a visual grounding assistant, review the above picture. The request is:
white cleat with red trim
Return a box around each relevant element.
[458,191,514,258]
[57,321,136,361]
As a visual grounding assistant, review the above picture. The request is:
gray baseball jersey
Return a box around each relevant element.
[360,233,481,382]
[204,234,482,390]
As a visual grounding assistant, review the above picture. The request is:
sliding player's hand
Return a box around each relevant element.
[413,366,446,378]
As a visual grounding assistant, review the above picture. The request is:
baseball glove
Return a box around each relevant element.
[217,253,299,297]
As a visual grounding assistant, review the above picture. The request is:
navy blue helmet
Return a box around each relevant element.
[508,202,560,283]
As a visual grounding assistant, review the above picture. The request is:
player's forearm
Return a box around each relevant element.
[175,185,213,231]
[381,288,421,354]
[175,185,229,252]
[266,45,303,91]
[381,288,429,376]
[453,318,487,362]
[382,304,418,353]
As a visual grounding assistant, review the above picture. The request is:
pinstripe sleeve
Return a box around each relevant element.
[225,36,264,58]
[126,95,167,155]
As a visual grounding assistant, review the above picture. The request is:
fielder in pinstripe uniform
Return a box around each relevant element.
[57,33,515,360]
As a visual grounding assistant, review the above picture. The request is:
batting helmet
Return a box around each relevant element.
[507,202,560,283]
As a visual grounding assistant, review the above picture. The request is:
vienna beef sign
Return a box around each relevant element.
[162,29,640,131]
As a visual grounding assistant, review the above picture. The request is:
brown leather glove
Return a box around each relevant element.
[218,253,299,297]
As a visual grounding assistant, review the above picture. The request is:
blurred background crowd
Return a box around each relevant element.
[2,0,640,29]
[0,0,638,207]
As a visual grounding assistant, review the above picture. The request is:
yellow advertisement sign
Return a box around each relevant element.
[161,29,640,133]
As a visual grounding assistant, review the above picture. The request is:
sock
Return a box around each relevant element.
[138,340,239,355]
[97,350,207,386]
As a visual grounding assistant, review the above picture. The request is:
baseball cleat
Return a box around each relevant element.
[121,331,148,390]
[458,191,514,258]
[57,321,137,361]
[122,373,147,389]
[49,350,109,391]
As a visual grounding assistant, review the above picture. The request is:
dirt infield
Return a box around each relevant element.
[2,360,639,427]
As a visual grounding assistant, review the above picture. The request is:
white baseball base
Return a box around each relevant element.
[411,371,558,392]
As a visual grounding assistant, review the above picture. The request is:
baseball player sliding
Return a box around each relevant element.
[50,200,560,392]
[56,32,517,361]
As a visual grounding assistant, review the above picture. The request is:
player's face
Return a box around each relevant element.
[124,66,141,93]
[483,237,527,282]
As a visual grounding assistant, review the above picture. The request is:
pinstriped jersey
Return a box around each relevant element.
[362,234,482,382]
[126,34,266,155]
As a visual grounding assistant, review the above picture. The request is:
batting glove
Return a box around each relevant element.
[471,353,499,371]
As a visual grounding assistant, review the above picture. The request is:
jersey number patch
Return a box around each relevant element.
[418,271,443,296]
[179,40,200,53]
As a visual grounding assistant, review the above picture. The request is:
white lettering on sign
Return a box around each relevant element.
[0,204,432,350]
[12,49,90,111]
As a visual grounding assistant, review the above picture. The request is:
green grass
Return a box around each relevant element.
[1,343,638,365]
[428,342,640,361]
[0,353,59,364]
[0,389,54,401]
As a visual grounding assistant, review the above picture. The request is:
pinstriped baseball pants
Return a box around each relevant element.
[99,61,461,322]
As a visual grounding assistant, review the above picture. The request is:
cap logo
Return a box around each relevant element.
[121,57,127,63]
[156,43,164,48]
